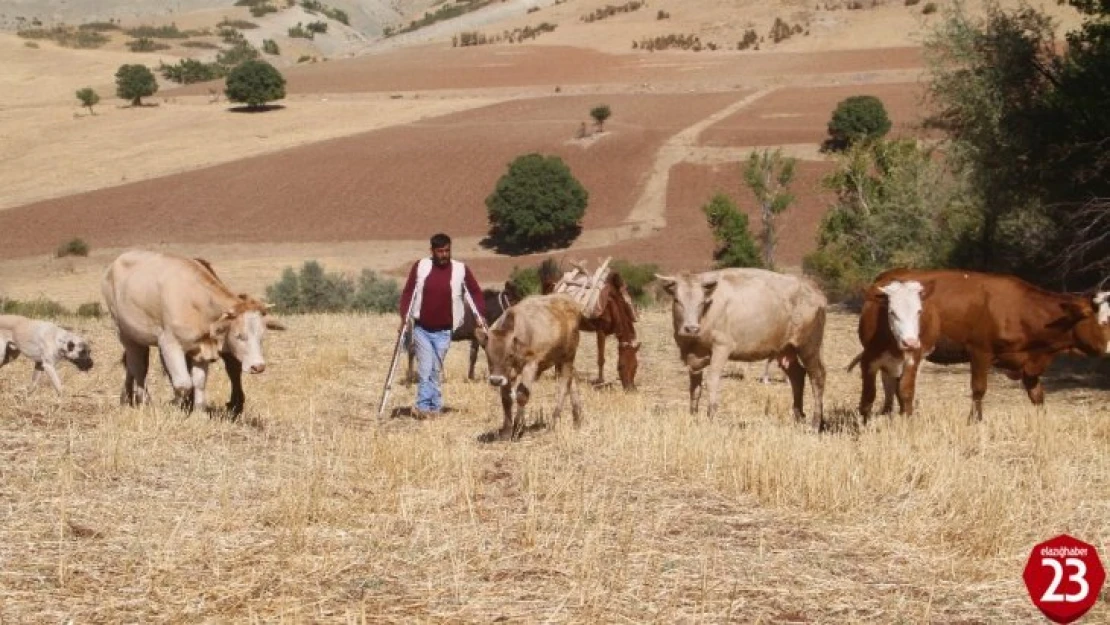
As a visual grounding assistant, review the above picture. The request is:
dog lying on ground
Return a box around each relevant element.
[0,315,94,394]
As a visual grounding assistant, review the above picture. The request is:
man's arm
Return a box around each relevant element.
[463,266,486,319]
[399,263,419,320]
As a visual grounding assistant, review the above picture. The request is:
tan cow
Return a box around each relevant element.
[656,268,828,430]
[0,315,94,394]
[101,250,284,415]
[475,294,584,441]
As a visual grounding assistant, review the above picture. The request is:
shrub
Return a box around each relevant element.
[79,21,120,32]
[217,19,259,29]
[125,24,188,38]
[115,64,158,106]
[657,10,670,19]
[262,38,280,54]
[288,23,312,38]
[75,87,99,114]
[56,238,90,258]
[181,40,220,49]
[904,0,920,5]
[702,193,762,268]
[250,4,277,17]
[127,37,170,52]
[351,270,401,313]
[508,265,542,296]
[306,21,328,34]
[217,40,260,68]
[224,59,286,108]
[159,58,224,84]
[611,260,660,306]
[0,298,69,318]
[485,153,589,253]
[76,302,103,318]
[590,104,612,131]
[922,2,937,13]
[823,94,892,152]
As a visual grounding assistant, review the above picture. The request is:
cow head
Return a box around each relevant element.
[877,280,933,351]
[210,298,286,374]
[475,310,518,387]
[1062,290,1110,355]
[656,272,718,338]
[54,328,94,372]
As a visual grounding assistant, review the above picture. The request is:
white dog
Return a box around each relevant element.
[0,315,94,394]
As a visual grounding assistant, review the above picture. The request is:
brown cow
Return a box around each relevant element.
[543,271,640,390]
[475,293,584,441]
[852,268,1110,423]
[656,268,828,430]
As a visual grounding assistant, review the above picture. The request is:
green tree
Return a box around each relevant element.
[485,153,589,253]
[351,269,401,313]
[744,148,796,269]
[701,192,761,269]
[75,87,99,114]
[823,95,892,152]
[115,64,158,106]
[590,104,612,131]
[224,60,286,109]
[803,138,971,301]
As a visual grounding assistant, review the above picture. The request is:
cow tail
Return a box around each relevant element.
[846,352,863,372]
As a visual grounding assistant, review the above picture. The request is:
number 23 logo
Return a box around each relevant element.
[1041,558,1090,603]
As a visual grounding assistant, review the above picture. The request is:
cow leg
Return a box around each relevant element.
[497,383,514,441]
[157,337,194,411]
[898,356,923,416]
[468,338,479,381]
[189,360,210,414]
[968,350,992,423]
[221,352,245,418]
[551,361,584,427]
[783,356,807,424]
[859,354,878,424]
[688,369,704,415]
[121,342,150,407]
[879,368,898,415]
[1021,357,1047,407]
[705,345,730,419]
[799,352,826,432]
[593,332,606,385]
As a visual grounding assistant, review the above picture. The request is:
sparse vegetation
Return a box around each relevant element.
[0,297,69,318]
[395,0,496,35]
[485,153,588,253]
[55,238,89,258]
[306,21,329,35]
[181,40,220,49]
[250,3,278,17]
[217,18,259,30]
[115,64,158,106]
[262,38,280,55]
[75,88,100,115]
[78,21,120,32]
[159,58,224,84]
[922,1,937,13]
[301,1,350,25]
[822,94,892,152]
[769,17,805,43]
[453,23,557,46]
[224,59,286,109]
[75,302,103,318]
[581,1,645,23]
[634,33,719,52]
[265,261,400,313]
[17,26,109,49]
[288,23,312,38]
[125,24,190,39]
[737,28,759,50]
[127,37,170,52]
[657,9,671,19]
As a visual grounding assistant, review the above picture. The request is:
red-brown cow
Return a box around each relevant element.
[851,268,1110,423]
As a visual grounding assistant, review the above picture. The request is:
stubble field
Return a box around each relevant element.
[1,307,1107,622]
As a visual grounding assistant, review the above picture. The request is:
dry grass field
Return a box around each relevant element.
[1,307,1108,621]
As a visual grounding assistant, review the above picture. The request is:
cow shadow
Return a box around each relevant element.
[1041,354,1110,392]
[476,421,549,444]
[228,104,286,114]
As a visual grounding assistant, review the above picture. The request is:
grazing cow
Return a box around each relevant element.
[543,271,640,390]
[406,282,523,383]
[475,294,584,441]
[852,268,1110,423]
[656,268,828,430]
[101,250,285,416]
[0,315,94,393]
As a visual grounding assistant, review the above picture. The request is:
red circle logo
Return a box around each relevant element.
[1023,534,1106,624]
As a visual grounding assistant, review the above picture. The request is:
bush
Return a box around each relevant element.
[485,153,589,253]
[75,87,99,114]
[590,104,612,131]
[125,24,188,38]
[611,260,660,306]
[288,23,312,38]
[262,38,280,54]
[265,262,401,314]
[76,302,103,318]
[922,2,937,13]
[115,64,158,106]
[217,40,261,67]
[0,298,69,318]
[508,265,543,296]
[56,238,89,257]
[127,37,170,52]
[159,58,224,84]
[224,59,286,108]
[823,94,892,152]
[251,4,277,17]
[701,193,762,268]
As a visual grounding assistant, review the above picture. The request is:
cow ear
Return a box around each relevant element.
[475,327,488,347]
[265,319,286,331]
[499,311,515,333]
[655,274,677,295]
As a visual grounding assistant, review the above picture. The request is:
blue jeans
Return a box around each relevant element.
[412,325,452,413]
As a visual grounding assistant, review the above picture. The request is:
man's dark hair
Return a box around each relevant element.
[430,233,451,249]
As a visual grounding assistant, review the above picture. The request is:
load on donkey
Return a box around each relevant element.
[541,257,640,390]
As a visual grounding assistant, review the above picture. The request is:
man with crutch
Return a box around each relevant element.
[386,233,487,420]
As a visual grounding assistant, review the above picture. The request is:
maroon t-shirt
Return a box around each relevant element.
[399,260,486,331]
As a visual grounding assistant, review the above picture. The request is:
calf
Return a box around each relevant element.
[853,268,1110,423]
[475,294,584,441]
[0,315,94,394]
[656,268,828,430]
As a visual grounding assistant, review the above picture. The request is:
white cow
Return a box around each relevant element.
[0,315,94,394]
[101,250,284,415]
[656,268,828,430]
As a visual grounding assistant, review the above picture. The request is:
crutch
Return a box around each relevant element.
[377,289,419,417]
